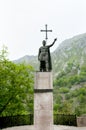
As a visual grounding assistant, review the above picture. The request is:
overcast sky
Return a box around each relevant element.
[0,0,86,60]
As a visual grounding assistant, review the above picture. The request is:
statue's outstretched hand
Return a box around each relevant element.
[54,38,57,42]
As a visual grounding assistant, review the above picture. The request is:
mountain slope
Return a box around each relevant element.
[14,55,39,70]
[52,33,86,76]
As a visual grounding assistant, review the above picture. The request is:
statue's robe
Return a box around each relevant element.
[38,45,52,71]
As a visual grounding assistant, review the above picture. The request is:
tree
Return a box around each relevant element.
[0,47,34,116]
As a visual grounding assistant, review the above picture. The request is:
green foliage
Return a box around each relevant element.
[59,88,69,93]
[0,47,34,116]
[58,101,73,114]
[54,62,86,116]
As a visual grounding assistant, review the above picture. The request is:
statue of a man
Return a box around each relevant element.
[38,38,57,71]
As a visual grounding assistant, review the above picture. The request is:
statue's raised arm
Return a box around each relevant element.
[48,38,57,47]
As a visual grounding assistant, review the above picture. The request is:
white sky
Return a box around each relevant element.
[0,0,86,60]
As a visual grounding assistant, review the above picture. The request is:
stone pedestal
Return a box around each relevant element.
[34,72,53,130]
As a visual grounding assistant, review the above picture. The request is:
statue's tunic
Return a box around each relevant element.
[38,45,52,71]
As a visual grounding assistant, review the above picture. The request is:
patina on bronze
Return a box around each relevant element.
[38,38,57,71]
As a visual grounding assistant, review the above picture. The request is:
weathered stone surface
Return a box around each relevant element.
[34,110,53,124]
[34,72,53,89]
[35,124,53,130]
[77,116,86,127]
[34,93,53,111]
[34,72,53,130]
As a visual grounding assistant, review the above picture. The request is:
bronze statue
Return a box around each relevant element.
[38,38,57,71]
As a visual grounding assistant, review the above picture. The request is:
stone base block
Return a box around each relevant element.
[34,72,53,89]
